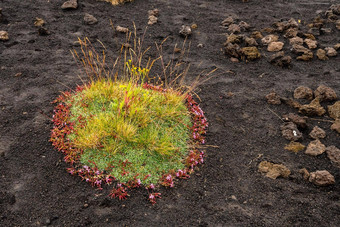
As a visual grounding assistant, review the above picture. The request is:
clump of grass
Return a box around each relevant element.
[51,30,210,204]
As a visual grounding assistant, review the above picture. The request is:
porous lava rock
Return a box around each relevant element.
[267,42,284,52]
[309,126,326,139]
[299,98,326,116]
[265,92,281,105]
[241,47,261,60]
[314,85,337,102]
[61,0,78,10]
[289,37,303,46]
[294,86,313,100]
[325,47,337,57]
[309,170,335,186]
[304,38,317,49]
[280,122,302,141]
[331,119,340,134]
[326,146,340,168]
[221,16,234,26]
[305,140,326,156]
[284,141,305,153]
[228,24,241,33]
[258,161,291,179]
[268,51,291,67]
[0,31,9,41]
[84,13,98,25]
[316,49,328,60]
[261,35,278,45]
[328,101,340,119]
[282,113,307,128]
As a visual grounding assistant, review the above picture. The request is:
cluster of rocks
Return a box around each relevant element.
[262,85,339,186]
[223,4,340,66]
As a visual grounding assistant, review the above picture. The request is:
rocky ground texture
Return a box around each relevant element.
[0,0,339,226]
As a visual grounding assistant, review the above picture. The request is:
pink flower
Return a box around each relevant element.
[166,175,172,181]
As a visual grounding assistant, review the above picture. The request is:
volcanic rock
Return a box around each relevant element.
[304,38,317,49]
[304,33,316,40]
[289,37,303,46]
[314,85,337,102]
[273,21,285,32]
[265,92,281,105]
[241,47,261,60]
[316,49,328,60]
[267,42,284,52]
[280,122,302,141]
[116,25,129,33]
[148,9,159,17]
[309,126,326,139]
[269,52,285,64]
[261,35,278,45]
[268,52,291,67]
[34,17,45,27]
[331,119,340,134]
[84,13,98,25]
[251,31,263,39]
[328,101,340,119]
[325,47,337,57]
[299,168,310,180]
[305,140,326,156]
[226,34,242,44]
[61,0,78,10]
[228,24,241,33]
[148,15,158,25]
[225,43,241,58]
[285,18,299,29]
[326,146,340,168]
[282,113,307,128]
[299,98,326,116]
[309,170,335,186]
[244,37,258,46]
[284,28,298,38]
[330,4,340,15]
[284,141,305,153]
[179,25,192,37]
[261,27,275,33]
[221,16,234,26]
[258,161,291,179]
[292,44,313,61]
[0,31,9,41]
[281,98,302,109]
[239,21,250,31]
[334,43,340,50]
[296,51,313,61]
[294,86,313,100]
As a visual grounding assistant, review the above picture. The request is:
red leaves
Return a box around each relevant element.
[109,185,128,200]
[161,174,174,187]
[148,192,161,205]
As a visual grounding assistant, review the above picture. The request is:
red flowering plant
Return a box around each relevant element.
[50,35,211,205]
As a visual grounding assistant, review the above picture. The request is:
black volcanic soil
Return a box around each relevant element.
[1,0,339,226]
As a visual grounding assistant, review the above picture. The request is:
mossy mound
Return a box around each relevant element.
[51,79,207,202]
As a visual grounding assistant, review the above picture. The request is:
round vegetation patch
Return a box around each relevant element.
[51,79,207,204]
